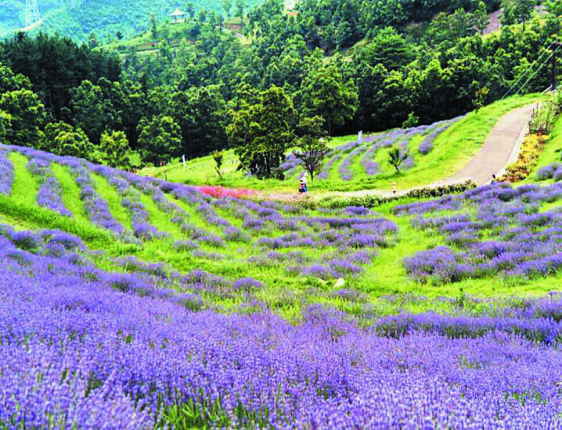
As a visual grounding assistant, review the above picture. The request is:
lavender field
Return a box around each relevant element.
[267,116,462,187]
[0,142,560,428]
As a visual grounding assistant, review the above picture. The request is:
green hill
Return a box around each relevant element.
[0,0,263,41]
[1,109,560,318]
[142,95,542,192]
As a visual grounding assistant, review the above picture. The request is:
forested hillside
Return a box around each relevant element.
[0,0,559,176]
[0,0,262,41]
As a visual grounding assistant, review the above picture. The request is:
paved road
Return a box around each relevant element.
[260,103,537,202]
[443,103,535,186]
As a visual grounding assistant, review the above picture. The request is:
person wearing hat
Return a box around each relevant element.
[298,174,308,193]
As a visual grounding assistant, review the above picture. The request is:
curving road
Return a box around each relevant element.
[442,103,535,186]
[260,103,537,202]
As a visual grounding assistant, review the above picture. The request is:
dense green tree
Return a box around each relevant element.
[356,28,415,71]
[43,121,74,146]
[112,80,147,150]
[150,14,159,39]
[294,116,329,182]
[0,64,31,93]
[299,62,358,135]
[354,63,389,129]
[97,130,138,170]
[545,0,562,16]
[0,111,11,142]
[0,89,47,147]
[0,33,120,117]
[167,85,228,158]
[222,0,233,16]
[228,86,297,179]
[43,122,97,160]
[501,0,536,25]
[235,0,246,18]
[0,0,558,167]
[424,8,488,46]
[262,36,310,90]
[70,80,117,144]
[137,115,182,165]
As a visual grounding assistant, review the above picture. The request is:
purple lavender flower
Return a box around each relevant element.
[27,158,72,216]
[233,277,264,292]
[0,150,13,195]
[67,162,126,236]
[537,163,562,181]
[400,181,562,283]
[338,144,365,181]
[0,230,560,428]
[417,117,462,155]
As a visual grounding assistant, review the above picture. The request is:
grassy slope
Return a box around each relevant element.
[2,147,560,320]
[141,94,543,193]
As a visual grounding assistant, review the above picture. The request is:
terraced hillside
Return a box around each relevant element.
[145,94,542,192]
[0,138,561,427]
[282,116,463,182]
[1,135,561,311]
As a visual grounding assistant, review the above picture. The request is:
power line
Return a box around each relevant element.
[512,46,559,97]
[501,42,558,99]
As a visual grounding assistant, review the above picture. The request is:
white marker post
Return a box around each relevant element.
[358,130,363,144]
[182,154,186,168]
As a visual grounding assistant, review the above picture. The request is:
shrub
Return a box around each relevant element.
[315,181,476,210]
[499,134,548,182]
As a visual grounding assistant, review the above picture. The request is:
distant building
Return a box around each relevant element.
[225,22,243,32]
[169,8,186,23]
[224,16,245,32]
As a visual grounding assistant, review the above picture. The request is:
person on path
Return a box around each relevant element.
[299,174,308,194]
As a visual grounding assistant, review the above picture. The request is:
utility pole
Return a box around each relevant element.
[552,42,562,91]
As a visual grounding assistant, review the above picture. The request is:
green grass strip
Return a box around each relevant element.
[9,152,38,206]
[51,163,90,223]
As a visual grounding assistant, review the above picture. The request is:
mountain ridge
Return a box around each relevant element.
[0,0,261,41]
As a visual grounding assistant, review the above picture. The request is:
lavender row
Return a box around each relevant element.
[92,165,167,241]
[375,311,561,344]
[338,144,366,181]
[537,162,562,181]
[317,151,343,180]
[0,243,559,428]
[3,143,394,281]
[279,151,302,177]
[0,149,13,195]
[397,182,562,283]
[68,162,128,237]
[1,144,130,238]
[418,116,463,155]
[27,158,72,216]
[397,127,423,170]
[360,131,405,175]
